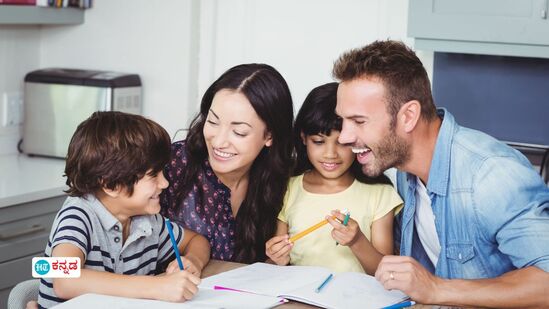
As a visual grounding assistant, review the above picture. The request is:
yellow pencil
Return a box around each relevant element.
[289,216,335,243]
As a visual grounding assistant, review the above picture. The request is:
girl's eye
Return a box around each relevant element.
[312,140,324,145]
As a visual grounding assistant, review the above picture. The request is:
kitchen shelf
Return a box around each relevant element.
[0,6,84,25]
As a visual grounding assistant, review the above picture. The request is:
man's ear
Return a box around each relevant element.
[398,100,421,133]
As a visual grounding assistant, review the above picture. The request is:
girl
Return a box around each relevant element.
[265,82,402,274]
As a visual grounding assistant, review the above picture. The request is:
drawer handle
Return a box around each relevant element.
[0,224,45,240]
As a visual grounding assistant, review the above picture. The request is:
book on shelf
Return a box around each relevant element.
[0,0,36,5]
[200,262,409,309]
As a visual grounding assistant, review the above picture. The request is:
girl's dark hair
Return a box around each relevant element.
[64,111,171,197]
[294,82,391,185]
[180,63,294,263]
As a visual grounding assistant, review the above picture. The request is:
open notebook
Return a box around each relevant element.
[200,262,408,309]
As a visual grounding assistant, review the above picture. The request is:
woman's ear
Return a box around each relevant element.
[265,132,273,147]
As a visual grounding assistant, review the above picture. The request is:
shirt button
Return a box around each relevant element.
[114,225,119,231]
[114,237,120,243]
[458,253,462,260]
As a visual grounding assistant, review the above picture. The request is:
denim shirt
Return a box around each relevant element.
[395,108,549,279]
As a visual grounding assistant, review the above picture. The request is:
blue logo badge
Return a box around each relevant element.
[34,259,50,275]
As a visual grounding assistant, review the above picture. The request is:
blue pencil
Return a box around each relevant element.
[165,218,184,270]
[381,300,416,309]
[315,273,333,293]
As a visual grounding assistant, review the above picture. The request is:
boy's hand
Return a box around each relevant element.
[265,234,292,266]
[327,210,365,247]
[156,269,201,302]
[166,254,203,277]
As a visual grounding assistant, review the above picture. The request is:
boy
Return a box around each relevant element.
[36,111,210,308]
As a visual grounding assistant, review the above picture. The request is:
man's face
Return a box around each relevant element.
[335,77,410,177]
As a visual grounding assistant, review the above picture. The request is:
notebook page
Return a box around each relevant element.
[279,272,409,309]
[200,262,331,296]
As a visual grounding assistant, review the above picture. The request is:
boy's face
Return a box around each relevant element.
[118,170,169,216]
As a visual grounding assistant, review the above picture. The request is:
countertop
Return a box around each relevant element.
[0,154,67,208]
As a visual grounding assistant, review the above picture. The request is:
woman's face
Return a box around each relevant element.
[203,89,272,178]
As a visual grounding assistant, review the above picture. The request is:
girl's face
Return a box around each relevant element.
[203,89,272,178]
[302,130,355,180]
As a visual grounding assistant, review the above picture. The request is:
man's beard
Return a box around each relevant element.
[361,129,410,177]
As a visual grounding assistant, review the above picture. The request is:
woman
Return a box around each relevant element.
[160,64,294,263]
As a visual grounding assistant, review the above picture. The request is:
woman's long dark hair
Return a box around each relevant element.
[294,82,391,185]
[180,64,294,263]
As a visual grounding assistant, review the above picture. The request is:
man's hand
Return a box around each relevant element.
[375,255,442,304]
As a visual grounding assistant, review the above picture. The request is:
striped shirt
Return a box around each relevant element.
[37,195,183,308]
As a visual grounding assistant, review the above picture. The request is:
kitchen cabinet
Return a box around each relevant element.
[0,196,64,306]
[408,0,549,58]
[0,5,83,25]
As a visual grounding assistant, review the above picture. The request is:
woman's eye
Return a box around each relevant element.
[234,131,247,137]
[206,120,218,125]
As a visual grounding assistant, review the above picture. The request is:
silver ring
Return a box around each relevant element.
[389,271,395,280]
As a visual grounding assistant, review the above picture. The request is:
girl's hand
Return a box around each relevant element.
[166,254,203,277]
[155,269,201,302]
[327,210,365,247]
[265,234,292,265]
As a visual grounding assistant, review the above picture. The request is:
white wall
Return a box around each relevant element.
[0,27,40,155]
[198,0,433,113]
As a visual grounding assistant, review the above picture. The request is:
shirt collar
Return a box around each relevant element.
[85,194,119,231]
[203,159,229,191]
[85,194,153,237]
[425,108,456,196]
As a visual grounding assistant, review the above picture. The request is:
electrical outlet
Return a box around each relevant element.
[2,92,23,127]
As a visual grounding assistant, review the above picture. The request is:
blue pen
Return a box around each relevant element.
[381,300,416,309]
[336,211,351,246]
[165,218,184,270]
[315,273,333,293]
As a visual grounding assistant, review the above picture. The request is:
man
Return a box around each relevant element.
[333,40,549,308]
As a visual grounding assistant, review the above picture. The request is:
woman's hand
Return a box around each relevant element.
[265,234,292,266]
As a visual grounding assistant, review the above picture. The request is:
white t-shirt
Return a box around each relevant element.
[414,177,441,266]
